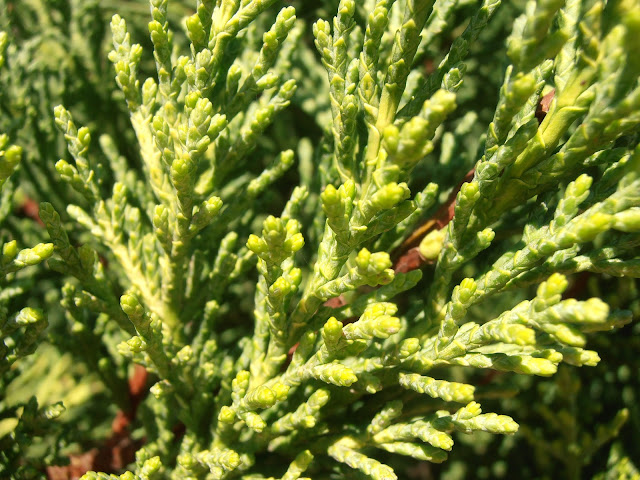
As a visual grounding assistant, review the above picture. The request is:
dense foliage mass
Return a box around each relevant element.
[1,0,639,478]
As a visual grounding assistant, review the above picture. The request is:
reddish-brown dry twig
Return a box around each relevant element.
[394,168,476,273]
[535,89,555,124]
[18,198,45,226]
